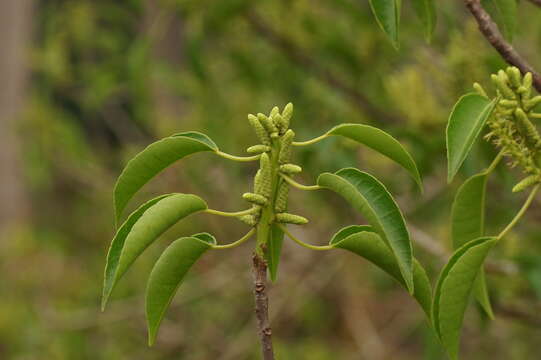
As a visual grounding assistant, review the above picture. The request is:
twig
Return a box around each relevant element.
[464,0,541,92]
[244,11,400,124]
[252,253,274,360]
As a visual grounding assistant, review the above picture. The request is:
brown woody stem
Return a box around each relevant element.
[252,253,274,360]
[464,0,541,92]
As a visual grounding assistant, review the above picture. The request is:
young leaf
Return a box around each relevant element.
[482,0,517,41]
[114,133,217,224]
[368,0,401,49]
[446,94,498,182]
[102,194,173,310]
[330,225,432,316]
[327,124,422,190]
[318,168,414,292]
[411,0,437,42]
[266,223,284,282]
[104,193,207,305]
[451,173,493,317]
[146,233,216,345]
[432,237,497,360]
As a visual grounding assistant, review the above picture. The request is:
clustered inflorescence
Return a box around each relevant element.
[238,103,308,227]
[477,67,541,192]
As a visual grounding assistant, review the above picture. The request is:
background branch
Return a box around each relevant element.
[464,0,541,92]
[527,0,541,8]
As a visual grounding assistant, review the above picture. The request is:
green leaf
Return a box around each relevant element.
[266,223,284,282]
[327,124,422,190]
[482,0,517,41]
[411,0,437,41]
[172,131,219,150]
[102,194,173,310]
[446,94,498,182]
[103,193,207,306]
[114,133,217,224]
[146,234,215,345]
[318,168,414,292]
[432,237,497,360]
[368,0,401,49]
[331,225,432,316]
[451,173,494,318]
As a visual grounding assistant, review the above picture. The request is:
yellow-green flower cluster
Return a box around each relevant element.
[240,103,308,226]
[478,67,541,192]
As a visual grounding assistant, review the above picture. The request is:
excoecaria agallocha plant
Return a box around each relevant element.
[101,102,431,359]
[441,66,541,359]
[102,72,541,359]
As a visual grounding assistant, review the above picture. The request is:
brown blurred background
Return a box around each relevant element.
[1,0,541,359]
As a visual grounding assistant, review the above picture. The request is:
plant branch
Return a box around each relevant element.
[527,0,541,8]
[252,253,274,360]
[243,11,400,124]
[205,208,258,217]
[215,150,261,162]
[280,174,322,191]
[464,0,541,92]
[279,224,334,251]
[212,228,255,249]
[497,184,540,240]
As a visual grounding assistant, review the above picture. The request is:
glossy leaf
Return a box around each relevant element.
[114,133,217,224]
[102,194,173,310]
[318,168,414,292]
[433,237,497,360]
[368,0,401,49]
[446,94,498,182]
[146,233,215,345]
[411,0,436,41]
[451,173,493,317]
[483,0,517,41]
[266,223,284,282]
[104,193,207,305]
[327,124,422,190]
[331,225,431,316]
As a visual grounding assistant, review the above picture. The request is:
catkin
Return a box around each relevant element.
[514,108,541,148]
[259,153,272,197]
[248,114,270,145]
[275,181,289,213]
[279,129,295,164]
[242,192,268,206]
[275,213,308,225]
[258,113,278,136]
[239,215,258,226]
[247,144,271,154]
[279,164,302,174]
[512,175,540,192]
[506,67,521,88]
[281,102,293,130]
[491,73,515,99]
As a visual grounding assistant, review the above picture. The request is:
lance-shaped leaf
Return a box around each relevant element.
[103,193,207,307]
[451,173,493,318]
[327,124,422,190]
[432,237,497,360]
[318,168,414,292]
[411,0,436,42]
[146,233,215,345]
[114,132,217,224]
[368,0,401,49]
[330,225,431,316]
[446,94,498,182]
[102,194,173,310]
[266,223,284,282]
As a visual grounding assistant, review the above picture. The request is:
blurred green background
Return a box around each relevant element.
[1,0,541,359]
